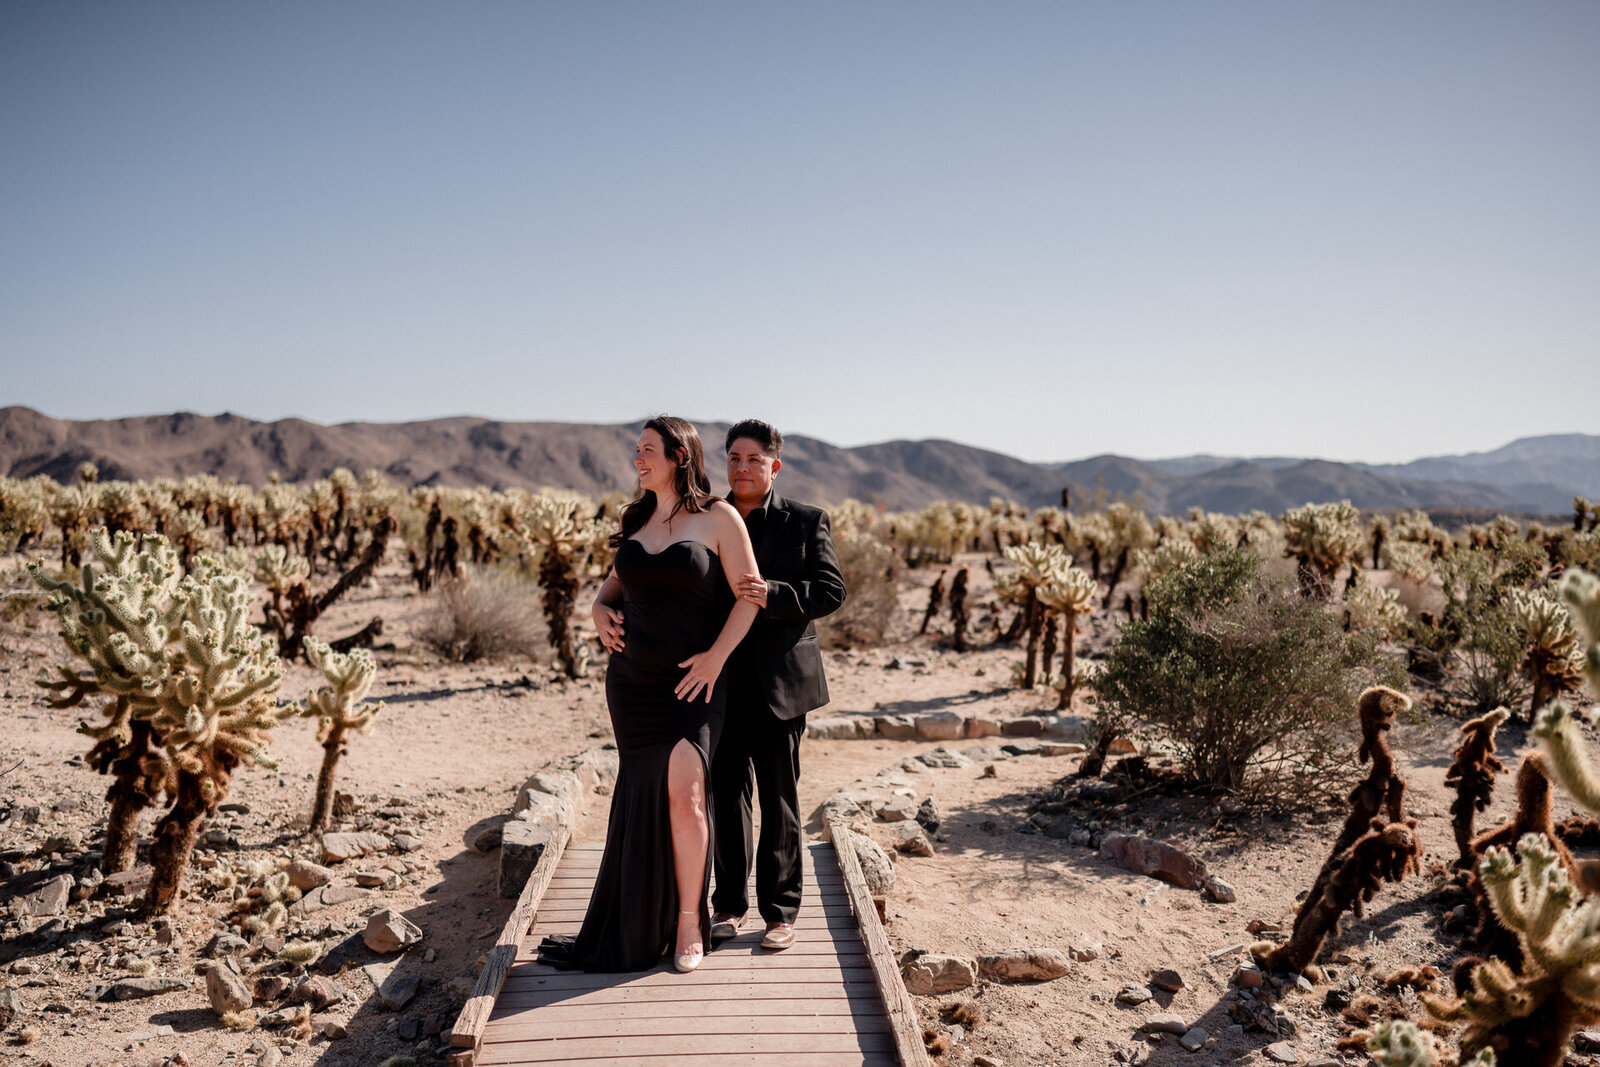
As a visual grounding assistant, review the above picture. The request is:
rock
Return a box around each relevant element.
[1000,719,1044,738]
[363,909,423,954]
[312,1013,347,1039]
[205,964,252,1015]
[888,821,935,857]
[398,1016,422,1041]
[391,832,421,852]
[965,717,1003,738]
[874,796,918,822]
[259,1046,284,1066]
[218,801,250,814]
[901,954,977,994]
[471,824,504,852]
[976,948,1070,982]
[499,820,558,899]
[1179,1026,1208,1051]
[1067,938,1102,962]
[111,975,192,1000]
[205,932,251,958]
[1150,968,1186,991]
[1202,874,1237,903]
[807,717,873,740]
[0,987,24,1028]
[121,1023,176,1042]
[1107,737,1139,755]
[913,713,966,741]
[26,874,74,916]
[379,970,420,1010]
[1098,833,1207,890]
[286,860,334,891]
[1324,989,1352,1010]
[293,975,344,1010]
[1576,1031,1600,1053]
[1116,983,1152,1005]
[319,831,391,863]
[839,827,895,894]
[874,715,918,740]
[253,975,291,1002]
[917,746,973,769]
[1264,1042,1299,1063]
[915,798,940,834]
[99,866,153,897]
[1233,965,1264,989]
[1037,741,1086,756]
[321,886,373,906]
[1141,1013,1188,1035]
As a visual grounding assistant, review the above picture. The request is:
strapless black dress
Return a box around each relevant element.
[540,539,729,971]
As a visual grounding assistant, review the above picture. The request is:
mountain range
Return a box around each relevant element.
[1,406,1592,518]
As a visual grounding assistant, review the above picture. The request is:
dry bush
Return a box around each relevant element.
[818,533,903,648]
[418,566,546,663]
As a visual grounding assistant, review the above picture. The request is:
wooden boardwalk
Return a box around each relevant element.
[466,841,911,1066]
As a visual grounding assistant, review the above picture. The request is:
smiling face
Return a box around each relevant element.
[726,436,780,507]
[635,428,678,495]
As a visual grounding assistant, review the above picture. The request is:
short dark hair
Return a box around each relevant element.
[725,419,783,459]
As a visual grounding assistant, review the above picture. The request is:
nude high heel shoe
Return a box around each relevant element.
[674,910,704,973]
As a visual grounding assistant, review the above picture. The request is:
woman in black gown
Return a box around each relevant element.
[541,415,761,972]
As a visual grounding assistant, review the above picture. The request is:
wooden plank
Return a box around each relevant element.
[450,822,571,1055]
[500,965,877,992]
[827,823,932,1067]
[493,981,880,1007]
[483,1014,895,1039]
[477,1032,897,1061]
[478,1051,893,1067]
[489,997,888,1021]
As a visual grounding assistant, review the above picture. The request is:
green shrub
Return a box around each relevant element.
[1092,548,1404,793]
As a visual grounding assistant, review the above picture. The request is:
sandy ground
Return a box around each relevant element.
[2,554,1597,1067]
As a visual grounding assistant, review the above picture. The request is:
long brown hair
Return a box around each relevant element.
[611,415,715,548]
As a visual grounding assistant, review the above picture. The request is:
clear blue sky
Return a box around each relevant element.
[2,2,1595,463]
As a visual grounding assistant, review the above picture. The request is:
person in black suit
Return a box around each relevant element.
[711,419,847,950]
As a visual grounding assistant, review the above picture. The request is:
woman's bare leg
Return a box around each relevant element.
[667,739,709,955]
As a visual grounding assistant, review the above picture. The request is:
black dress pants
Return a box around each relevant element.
[711,707,805,924]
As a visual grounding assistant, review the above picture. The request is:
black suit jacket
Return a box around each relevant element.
[726,492,847,721]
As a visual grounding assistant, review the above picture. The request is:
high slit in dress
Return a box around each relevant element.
[539,538,728,971]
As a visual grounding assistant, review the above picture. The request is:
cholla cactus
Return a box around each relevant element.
[0,476,51,553]
[29,529,295,910]
[1367,1020,1496,1066]
[519,491,604,677]
[1347,576,1408,636]
[301,638,384,832]
[1559,568,1600,697]
[50,483,96,568]
[1000,542,1073,689]
[1445,708,1508,868]
[1515,590,1584,719]
[1136,540,1198,587]
[1283,500,1363,597]
[1185,510,1241,556]
[1386,541,1437,585]
[1037,564,1097,709]
[1422,834,1600,1067]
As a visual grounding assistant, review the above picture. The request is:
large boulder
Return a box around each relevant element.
[499,819,558,899]
[319,832,392,864]
[363,909,423,954]
[204,964,252,1016]
[838,826,895,895]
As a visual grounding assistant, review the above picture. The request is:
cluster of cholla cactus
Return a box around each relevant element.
[1259,686,1420,975]
[1346,574,1409,636]
[1283,500,1363,597]
[515,491,611,677]
[258,515,395,659]
[302,637,385,831]
[1515,589,1585,720]
[1400,568,1600,1065]
[996,542,1096,692]
[1066,501,1155,601]
[28,529,300,911]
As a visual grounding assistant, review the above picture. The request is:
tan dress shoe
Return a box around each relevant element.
[760,922,796,950]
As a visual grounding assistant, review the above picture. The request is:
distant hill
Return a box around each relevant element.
[0,407,1587,517]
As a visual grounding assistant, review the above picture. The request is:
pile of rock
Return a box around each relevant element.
[484,746,620,898]
[807,711,1088,743]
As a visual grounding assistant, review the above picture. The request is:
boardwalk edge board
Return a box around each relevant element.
[826,818,934,1067]
[449,820,572,1067]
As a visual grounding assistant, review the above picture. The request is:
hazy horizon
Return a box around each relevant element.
[4,3,1596,464]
